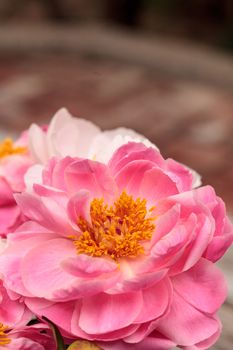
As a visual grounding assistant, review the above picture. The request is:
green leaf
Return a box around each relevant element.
[42,316,66,350]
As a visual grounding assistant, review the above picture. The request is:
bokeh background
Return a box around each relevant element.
[0,1,232,348]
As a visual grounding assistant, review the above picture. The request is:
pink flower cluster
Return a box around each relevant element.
[0,109,232,350]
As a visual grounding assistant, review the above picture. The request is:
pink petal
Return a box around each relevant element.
[183,321,221,349]
[157,291,221,346]
[71,303,140,340]
[0,230,56,297]
[61,254,117,278]
[43,157,74,191]
[172,258,227,314]
[109,142,164,175]
[122,320,159,344]
[64,159,116,200]
[114,160,155,195]
[67,190,91,227]
[180,213,214,272]
[25,297,76,336]
[151,203,180,245]
[0,204,21,235]
[6,337,44,350]
[0,155,33,192]
[14,221,52,236]
[138,167,178,201]
[0,177,14,205]
[87,325,140,342]
[204,230,233,262]
[109,259,167,293]
[21,238,77,300]
[165,158,193,192]
[151,214,196,270]
[33,184,68,208]
[134,277,172,323]
[79,292,143,334]
[9,324,57,349]
[21,238,120,301]
[15,193,72,235]
[203,195,233,262]
[0,280,32,327]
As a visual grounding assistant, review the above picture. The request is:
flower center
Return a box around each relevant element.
[72,191,155,261]
[0,324,11,345]
[0,138,27,159]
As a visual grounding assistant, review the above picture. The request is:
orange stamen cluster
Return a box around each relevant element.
[72,191,155,261]
[0,323,11,345]
[0,138,26,159]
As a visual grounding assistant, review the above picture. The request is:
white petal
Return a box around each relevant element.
[29,124,49,163]
[24,164,44,192]
[89,127,158,163]
[46,108,100,159]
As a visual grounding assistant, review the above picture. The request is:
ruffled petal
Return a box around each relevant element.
[79,292,143,334]
[67,190,92,228]
[157,291,221,346]
[138,167,178,201]
[172,258,227,314]
[64,159,117,200]
[21,239,77,300]
[134,277,172,323]
[108,142,163,175]
[15,192,71,235]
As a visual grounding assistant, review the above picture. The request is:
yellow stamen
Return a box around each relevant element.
[0,323,11,345]
[71,191,155,261]
[0,138,27,159]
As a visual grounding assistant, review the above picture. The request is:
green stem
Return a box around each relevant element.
[42,316,66,350]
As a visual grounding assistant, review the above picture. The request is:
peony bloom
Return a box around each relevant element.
[0,108,199,238]
[0,324,57,350]
[0,133,33,236]
[0,142,232,349]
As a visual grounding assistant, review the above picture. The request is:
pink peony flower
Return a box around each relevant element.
[0,142,232,349]
[0,324,56,350]
[0,133,33,236]
[0,108,199,238]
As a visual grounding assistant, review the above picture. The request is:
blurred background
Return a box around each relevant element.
[0,1,232,348]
